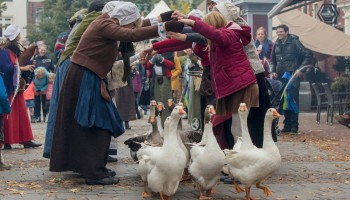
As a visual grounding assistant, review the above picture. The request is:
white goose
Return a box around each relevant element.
[156,102,165,137]
[188,105,225,200]
[124,100,163,161]
[147,105,187,200]
[224,106,281,200]
[137,116,171,198]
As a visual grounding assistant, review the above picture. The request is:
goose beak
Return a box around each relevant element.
[239,103,247,112]
[209,106,216,115]
[178,107,186,115]
[272,109,280,118]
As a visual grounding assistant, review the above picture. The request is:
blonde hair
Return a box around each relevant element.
[203,11,227,29]
[35,67,46,79]
[48,72,55,79]
[202,11,227,49]
[256,26,267,37]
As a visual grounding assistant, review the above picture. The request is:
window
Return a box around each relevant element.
[312,3,318,19]
[35,7,43,26]
[0,17,12,38]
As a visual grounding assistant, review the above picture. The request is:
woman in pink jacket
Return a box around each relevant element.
[179,11,258,118]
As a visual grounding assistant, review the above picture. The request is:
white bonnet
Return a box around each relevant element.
[108,2,141,26]
[208,0,225,4]
[4,24,21,41]
[188,9,205,19]
[214,2,240,22]
[102,1,119,14]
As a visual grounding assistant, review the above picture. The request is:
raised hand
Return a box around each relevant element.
[178,18,195,26]
[166,32,187,41]
[172,10,187,19]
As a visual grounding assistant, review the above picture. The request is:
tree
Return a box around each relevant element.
[0,0,7,16]
[26,0,92,59]
[169,0,191,14]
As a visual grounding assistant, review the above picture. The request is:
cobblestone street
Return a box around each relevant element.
[1,112,350,200]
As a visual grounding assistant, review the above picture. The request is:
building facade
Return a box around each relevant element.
[0,0,44,41]
[337,0,350,34]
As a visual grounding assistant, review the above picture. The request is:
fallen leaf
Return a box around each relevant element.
[70,188,81,193]
[7,188,24,195]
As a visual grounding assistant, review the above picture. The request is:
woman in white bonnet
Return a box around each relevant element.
[0,24,42,153]
[213,1,277,148]
[49,1,184,185]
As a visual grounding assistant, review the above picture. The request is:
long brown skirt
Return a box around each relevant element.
[50,63,111,180]
[216,82,259,116]
[115,83,136,122]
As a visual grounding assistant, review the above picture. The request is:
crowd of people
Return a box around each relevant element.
[3,0,343,188]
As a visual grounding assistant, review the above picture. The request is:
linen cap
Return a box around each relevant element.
[102,1,119,14]
[108,2,141,26]
[207,0,225,4]
[4,24,21,41]
[214,1,240,22]
[188,9,205,19]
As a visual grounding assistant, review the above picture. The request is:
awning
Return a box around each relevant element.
[272,9,350,57]
[268,0,321,18]
[145,0,171,19]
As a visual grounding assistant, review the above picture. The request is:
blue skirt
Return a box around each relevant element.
[74,68,124,137]
[43,58,71,154]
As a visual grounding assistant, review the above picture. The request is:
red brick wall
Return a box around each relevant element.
[27,2,44,26]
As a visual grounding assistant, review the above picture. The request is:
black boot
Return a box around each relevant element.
[30,116,36,123]
[124,121,131,129]
[21,141,42,148]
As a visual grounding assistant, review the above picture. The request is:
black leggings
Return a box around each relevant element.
[34,94,46,118]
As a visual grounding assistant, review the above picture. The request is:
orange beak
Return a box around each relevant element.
[239,103,247,112]
[209,106,216,115]
[272,109,280,118]
[178,107,186,115]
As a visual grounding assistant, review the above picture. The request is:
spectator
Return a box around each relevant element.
[45,73,55,119]
[33,67,49,123]
[132,63,142,119]
[270,24,313,134]
[144,39,175,126]
[23,82,35,123]
[34,45,54,73]
[171,52,182,103]
[254,26,274,76]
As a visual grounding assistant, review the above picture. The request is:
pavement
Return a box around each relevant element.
[0,111,350,200]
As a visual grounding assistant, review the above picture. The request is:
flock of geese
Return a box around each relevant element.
[124,101,281,200]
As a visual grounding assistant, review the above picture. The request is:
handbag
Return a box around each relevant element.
[18,77,27,92]
[199,77,214,96]
[156,76,163,85]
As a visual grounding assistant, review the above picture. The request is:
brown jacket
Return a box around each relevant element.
[71,13,158,79]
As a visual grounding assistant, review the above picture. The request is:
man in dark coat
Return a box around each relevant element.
[270,24,313,134]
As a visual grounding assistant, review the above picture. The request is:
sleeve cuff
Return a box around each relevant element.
[149,17,159,26]
[157,22,166,39]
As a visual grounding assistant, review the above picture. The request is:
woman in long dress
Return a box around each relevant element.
[49,2,184,185]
